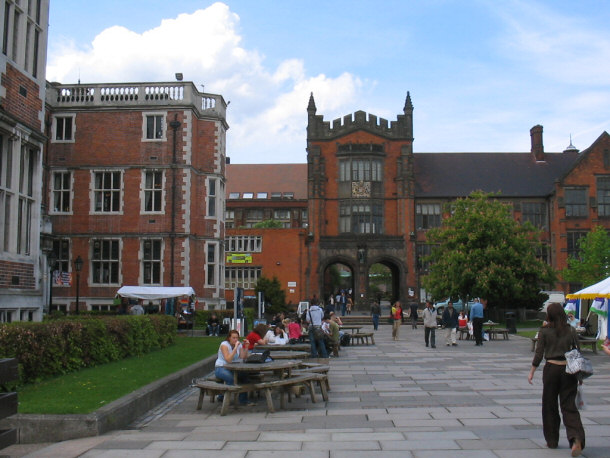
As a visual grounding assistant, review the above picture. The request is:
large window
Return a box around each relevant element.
[17,147,35,255]
[226,235,262,252]
[0,134,11,252]
[339,201,383,234]
[92,239,120,285]
[142,239,162,285]
[567,231,587,259]
[143,170,163,213]
[144,114,165,140]
[208,178,217,217]
[207,242,217,286]
[245,209,263,227]
[522,202,547,229]
[416,203,441,230]
[339,158,383,182]
[225,266,261,289]
[597,176,610,217]
[51,171,71,213]
[52,238,70,276]
[93,171,121,213]
[53,116,74,141]
[564,188,587,218]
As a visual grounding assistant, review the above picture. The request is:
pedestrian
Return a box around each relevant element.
[370,300,381,331]
[528,303,585,456]
[339,291,347,316]
[470,298,486,346]
[391,301,402,341]
[346,295,353,315]
[408,295,419,329]
[423,300,437,348]
[442,301,459,346]
[306,301,328,358]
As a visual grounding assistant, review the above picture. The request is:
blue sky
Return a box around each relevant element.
[47,0,610,164]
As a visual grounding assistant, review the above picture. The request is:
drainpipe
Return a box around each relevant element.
[169,114,182,286]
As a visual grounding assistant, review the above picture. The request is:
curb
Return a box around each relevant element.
[0,355,216,444]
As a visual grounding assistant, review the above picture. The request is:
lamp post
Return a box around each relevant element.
[47,252,57,314]
[74,255,83,315]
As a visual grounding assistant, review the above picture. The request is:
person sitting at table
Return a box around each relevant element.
[458,311,468,329]
[287,317,302,344]
[323,313,340,356]
[214,330,253,405]
[567,312,579,328]
[264,324,289,345]
[244,323,269,350]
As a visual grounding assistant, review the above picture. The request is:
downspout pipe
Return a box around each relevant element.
[169,115,182,286]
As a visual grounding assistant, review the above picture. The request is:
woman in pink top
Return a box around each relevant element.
[287,317,302,342]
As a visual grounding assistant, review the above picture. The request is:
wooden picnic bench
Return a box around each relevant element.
[195,373,322,415]
[351,332,375,345]
[488,328,509,340]
[578,336,598,354]
[458,327,471,340]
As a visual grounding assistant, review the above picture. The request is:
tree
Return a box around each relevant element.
[255,275,286,315]
[422,191,556,308]
[253,219,284,228]
[562,226,610,287]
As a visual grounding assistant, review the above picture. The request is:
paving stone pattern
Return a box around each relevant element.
[17,324,610,457]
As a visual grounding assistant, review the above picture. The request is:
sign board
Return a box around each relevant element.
[226,253,252,264]
[287,281,297,287]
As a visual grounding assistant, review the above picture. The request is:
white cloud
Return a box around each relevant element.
[46,2,363,163]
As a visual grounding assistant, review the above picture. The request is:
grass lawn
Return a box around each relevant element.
[18,335,222,415]
[517,330,538,339]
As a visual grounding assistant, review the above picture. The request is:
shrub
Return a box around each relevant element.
[0,315,176,385]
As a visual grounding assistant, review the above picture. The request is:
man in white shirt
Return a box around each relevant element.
[306,302,328,358]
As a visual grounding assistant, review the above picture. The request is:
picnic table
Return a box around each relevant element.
[339,325,362,335]
[223,359,301,385]
[256,343,310,352]
[267,351,309,360]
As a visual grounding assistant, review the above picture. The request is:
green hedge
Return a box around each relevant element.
[0,315,176,385]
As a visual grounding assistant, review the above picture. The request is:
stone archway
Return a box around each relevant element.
[322,260,355,304]
[365,257,403,305]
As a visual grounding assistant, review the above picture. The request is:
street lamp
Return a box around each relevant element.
[47,252,57,314]
[74,255,83,315]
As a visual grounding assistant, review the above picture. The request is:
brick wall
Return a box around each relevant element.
[1,64,43,131]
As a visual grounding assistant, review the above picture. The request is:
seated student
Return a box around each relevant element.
[458,311,468,328]
[244,323,269,351]
[207,313,220,336]
[323,313,340,355]
[287,317,302,343]
[214,330,253,406]
[264,324,289,345]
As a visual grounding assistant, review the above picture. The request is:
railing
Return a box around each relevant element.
[47,82,225,119]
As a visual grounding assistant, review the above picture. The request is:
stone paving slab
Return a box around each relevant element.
[11,323,610,458]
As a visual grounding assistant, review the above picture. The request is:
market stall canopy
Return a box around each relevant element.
[566,276,610,299]
[117,286,195,300]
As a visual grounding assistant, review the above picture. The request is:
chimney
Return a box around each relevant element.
[530,125,544,161]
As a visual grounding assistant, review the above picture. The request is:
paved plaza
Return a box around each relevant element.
[7,323,610,458]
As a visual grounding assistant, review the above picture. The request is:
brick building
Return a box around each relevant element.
[226,93,610,308]
[0,0,49,322]
[45,81,228,312]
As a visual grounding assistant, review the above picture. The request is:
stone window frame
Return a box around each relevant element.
[91,169,123,214]
[90,238,122,286]
[339,199,384,234]
[141,238,163,285]
[415,203,442,230]
[521,201,548,229]
[50,169,73,214]
[225,265,262,290]
[51,114,75,143]
[141,169,165,214]
[141,112,167,142]
[225,235,262,253]
[596,176,610,217]
[206,241,218,287]
[564,187,588,218]
[206,177,218,218]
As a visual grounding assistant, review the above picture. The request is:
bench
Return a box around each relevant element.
[489,328,509,340]
[351,332,375,345]
[458,327,471,340]
[289,371,329,402]
[578,337,598,354]
[195,373,320,415]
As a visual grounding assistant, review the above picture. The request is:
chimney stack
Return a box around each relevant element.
[530,125,544,161]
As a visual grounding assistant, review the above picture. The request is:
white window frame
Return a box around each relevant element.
[207,177,217,218]
[51,114,75,143]
[91,238,122,286]
[141,238,163,285]
[141,170,164,214]
[50,170,72,214]
[91,170,123,214]
[142,112,167,141]
[206,241,218,287]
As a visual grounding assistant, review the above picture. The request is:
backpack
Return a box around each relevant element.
[340,333,351,347]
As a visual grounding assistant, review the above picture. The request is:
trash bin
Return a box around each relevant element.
[505,311,517,334]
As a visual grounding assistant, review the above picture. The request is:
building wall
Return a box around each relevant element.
[0,0,49,322]
[46,82,228,313]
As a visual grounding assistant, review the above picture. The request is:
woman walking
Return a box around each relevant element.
[528,303,585,456]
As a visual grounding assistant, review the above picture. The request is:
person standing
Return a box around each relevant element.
[470,298,486,346]
[391,301,403,341]
[307,302,328,358]
[370,301,381,331]
[339,291,347,316]
[423,301,437,348]
[408,296,419,329]
[528,303,585,456]
[442,301,459,346]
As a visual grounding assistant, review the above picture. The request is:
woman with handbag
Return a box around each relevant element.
[528,303,585,456]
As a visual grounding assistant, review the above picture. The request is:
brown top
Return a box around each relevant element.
[532,326,580,367]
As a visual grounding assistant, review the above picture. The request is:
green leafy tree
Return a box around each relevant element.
[255,275,286,315]
[563,226,610,287]
[253,219,284,228]
[422,191,556,308]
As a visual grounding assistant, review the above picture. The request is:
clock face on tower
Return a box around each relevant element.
[351,181,371,198]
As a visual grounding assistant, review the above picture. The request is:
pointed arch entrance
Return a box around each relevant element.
[366,259,402,304]
[322,261,354,303]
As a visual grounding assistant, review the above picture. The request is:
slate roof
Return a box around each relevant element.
[414,151,580,198]
[226,164,308,200]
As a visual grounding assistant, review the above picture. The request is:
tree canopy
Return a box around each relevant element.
[255,275,286,315]
[252,219,284,228]
[422,191,556,308]
[562,225,610,287]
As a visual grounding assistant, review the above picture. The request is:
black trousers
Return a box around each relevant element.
[473,317,483,344]
[542,363,585,449]
[424,326,435,347]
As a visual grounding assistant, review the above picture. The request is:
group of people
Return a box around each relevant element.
[327,290,354,316]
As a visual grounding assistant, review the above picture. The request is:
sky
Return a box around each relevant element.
[47,0,610,164]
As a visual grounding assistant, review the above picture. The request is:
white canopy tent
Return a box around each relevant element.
[567,276,610,340]
[117,286,195,300]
